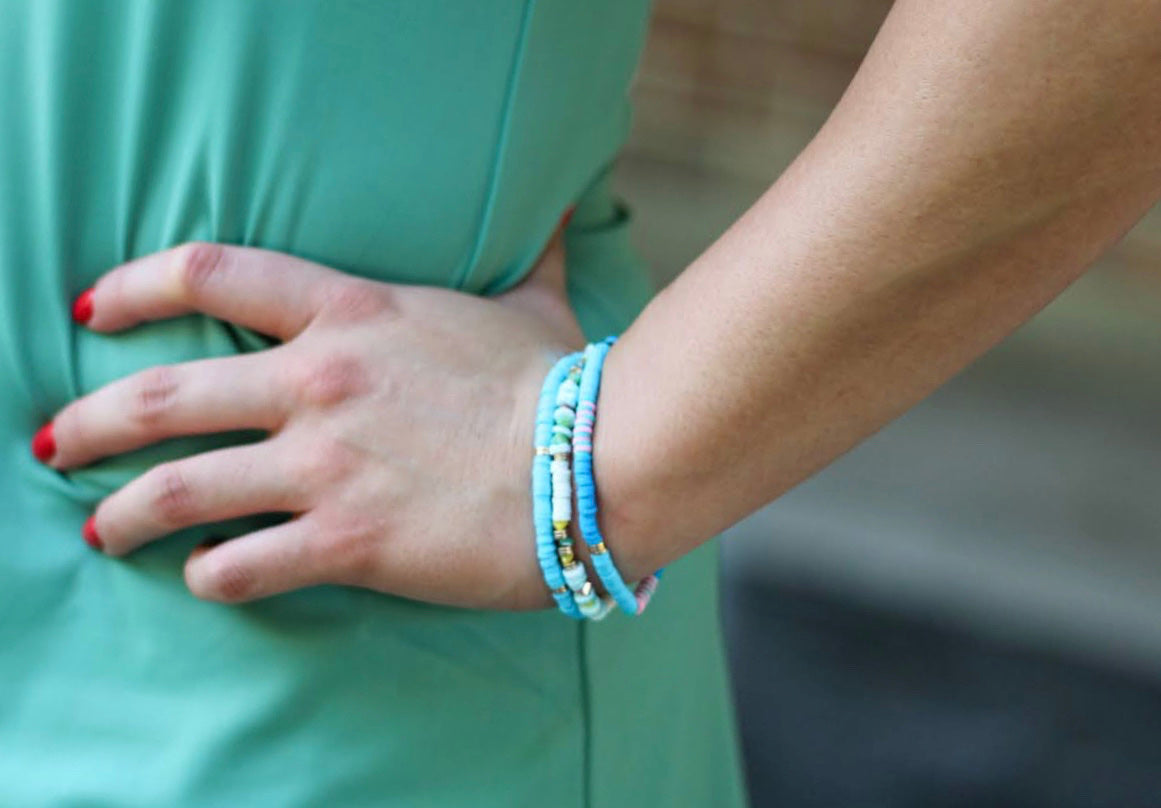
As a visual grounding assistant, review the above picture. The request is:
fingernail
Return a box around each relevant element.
[72,288,94,325]
[561,205,576,229]
[31,421,56,463]
[82,515,104,551]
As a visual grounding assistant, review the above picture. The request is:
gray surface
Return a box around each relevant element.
[724,575,1161,808]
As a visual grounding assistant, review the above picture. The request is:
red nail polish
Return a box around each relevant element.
[82,516,104,551]
[72,288,94,325]
[31,421,56,463]
[561,205,576,229]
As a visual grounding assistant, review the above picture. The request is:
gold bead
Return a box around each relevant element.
[590,542,607,555]
[553,529,569,540]
[552,520,568,532]
[534,447,551,456]
[551,585,568,595]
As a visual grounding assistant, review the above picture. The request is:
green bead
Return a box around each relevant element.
[553,407,576,428]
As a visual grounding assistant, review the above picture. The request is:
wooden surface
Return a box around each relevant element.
[622,0,1161,283]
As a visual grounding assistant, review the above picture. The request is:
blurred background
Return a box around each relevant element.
[613,2,1161,806]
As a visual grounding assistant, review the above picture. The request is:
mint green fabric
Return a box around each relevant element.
[0,2,748,805]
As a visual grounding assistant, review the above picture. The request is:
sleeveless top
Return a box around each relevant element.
[0,2,747,805]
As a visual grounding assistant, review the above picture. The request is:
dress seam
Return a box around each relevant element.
[452,0,536,291]
[577,619,593,808]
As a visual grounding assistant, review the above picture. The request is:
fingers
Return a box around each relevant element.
[184,514,369,603]
[90,441,303,556]
[48,349,294,469]
[83,242,356,340]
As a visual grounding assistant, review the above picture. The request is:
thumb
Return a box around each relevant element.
[497,210,584,347]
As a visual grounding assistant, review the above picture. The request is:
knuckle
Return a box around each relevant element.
[316,517,379,584]
[289,353,368,408]
[199,555,259,602]
[288,435,359,488]
[173,241,227,298]
[149,462,198,527]
[130,365,181,427]
[321,280,392,323]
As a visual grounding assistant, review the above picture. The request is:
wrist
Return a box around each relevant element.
[526,334,672,617]
[587,335,678,582]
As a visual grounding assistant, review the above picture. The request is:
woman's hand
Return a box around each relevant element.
[40,226,584,609]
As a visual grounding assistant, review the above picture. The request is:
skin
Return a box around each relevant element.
[46,231,582,609]
[41,0,1161,608]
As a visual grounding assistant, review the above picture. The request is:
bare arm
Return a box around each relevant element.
[597,0,1161,578]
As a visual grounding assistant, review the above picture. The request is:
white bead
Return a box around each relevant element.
[556,380,579,407]
[590,598,614,621]
[578,598,603,619]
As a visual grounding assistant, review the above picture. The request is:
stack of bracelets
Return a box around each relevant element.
[532,336,663,620]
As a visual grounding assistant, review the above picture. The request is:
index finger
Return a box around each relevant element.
[81,242,348,340]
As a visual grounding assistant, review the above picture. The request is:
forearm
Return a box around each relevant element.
[597,0,1161,577]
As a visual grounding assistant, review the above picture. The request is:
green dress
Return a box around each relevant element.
[0,2,748,805]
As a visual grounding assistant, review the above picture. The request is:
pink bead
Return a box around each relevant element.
[633,575,661,615]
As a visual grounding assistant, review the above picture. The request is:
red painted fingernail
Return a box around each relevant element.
[561,205,576,228]
[31,421,56,463]
[82,515,104,551]
[72,288,94,325]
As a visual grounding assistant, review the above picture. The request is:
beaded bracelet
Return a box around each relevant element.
[547,358,614,621]
[533,352,612,619]
[533,352,585,619]
[573,337,663,616]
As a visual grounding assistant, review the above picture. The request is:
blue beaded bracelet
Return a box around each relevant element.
[546,355,612,621]
[573,337,664,616]
[533,352,585,619]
